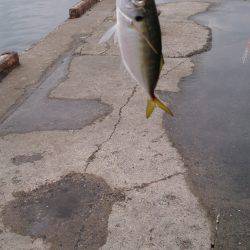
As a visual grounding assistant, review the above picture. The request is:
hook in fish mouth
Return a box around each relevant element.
[131,0,146,7]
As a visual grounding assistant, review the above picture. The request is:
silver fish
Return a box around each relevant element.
[100,0,173,118]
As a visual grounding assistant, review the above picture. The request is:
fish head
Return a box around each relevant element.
[117,0,146,20]
[131,0,147,7]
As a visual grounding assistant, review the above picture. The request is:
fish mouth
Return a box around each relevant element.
[131,0,146,8]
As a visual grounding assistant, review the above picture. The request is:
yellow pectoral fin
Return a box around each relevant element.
[146,97,173,119]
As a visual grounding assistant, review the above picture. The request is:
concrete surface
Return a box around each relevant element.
[0,54,112,136]
[0,0,213,249]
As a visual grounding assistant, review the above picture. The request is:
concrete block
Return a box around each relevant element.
[0,52,19,77]
[69,0,99,19]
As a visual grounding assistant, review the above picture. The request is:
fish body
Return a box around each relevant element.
[100,0,173,118]
[116,0,161,97]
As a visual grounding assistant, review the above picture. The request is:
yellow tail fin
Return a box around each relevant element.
[146,97,173,119]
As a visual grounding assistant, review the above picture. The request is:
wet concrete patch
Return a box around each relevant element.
[2,173,125,249]
[0,98,112,136]
[0,55,112,136]
[163,1,250,248]
[11,153,44,166]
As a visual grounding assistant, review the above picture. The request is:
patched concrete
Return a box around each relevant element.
[159,1,210,21]
[161,21,211,57]
[0,55,112,136]
[158,57,194,92]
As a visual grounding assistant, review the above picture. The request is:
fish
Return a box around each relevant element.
[100,0,173,118]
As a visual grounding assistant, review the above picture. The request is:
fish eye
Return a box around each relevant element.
[135,15,144,21]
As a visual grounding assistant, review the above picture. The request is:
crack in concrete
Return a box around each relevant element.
[123,171,185,192]
[107,86,137,141]
[161,58,190,79]
[84,86,137,172]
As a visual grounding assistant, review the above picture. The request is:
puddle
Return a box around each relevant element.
[163,0,250,248]
[2,173,125,249]
[0,54,112,136]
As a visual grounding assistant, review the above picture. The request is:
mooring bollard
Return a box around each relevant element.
[69,0,99,19]
[0,52,20,77]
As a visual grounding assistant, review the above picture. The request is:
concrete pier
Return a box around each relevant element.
[0,0,213,249]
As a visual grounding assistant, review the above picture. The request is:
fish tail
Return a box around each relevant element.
[146,96,174,119]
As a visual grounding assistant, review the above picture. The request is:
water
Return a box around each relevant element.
[0,0,79,54]
[163,0,250,248]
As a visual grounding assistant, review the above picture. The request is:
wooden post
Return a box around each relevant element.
[69,0,99,19]
[0,52,20,77]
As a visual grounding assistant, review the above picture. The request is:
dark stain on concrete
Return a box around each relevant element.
[0,54,112,136]
[2,173,125,250]
[11,153,44,166]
